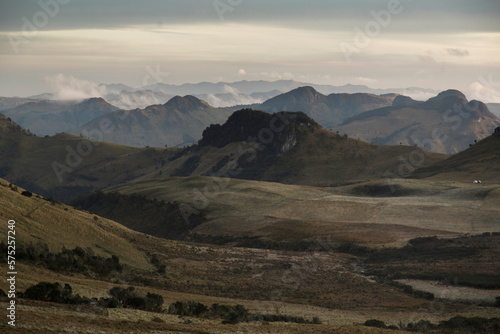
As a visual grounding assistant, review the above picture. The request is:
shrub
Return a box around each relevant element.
[21,190,33,197]
[23,282,85,305]
[108,286,163,312]
[364,319,387,328]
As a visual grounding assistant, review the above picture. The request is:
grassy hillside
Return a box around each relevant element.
[414,130,500,182]
[0,113,177,201]
[156,110,447,187]
[105,177,500,248]
[1,179,499,333]
[0,178,151,269]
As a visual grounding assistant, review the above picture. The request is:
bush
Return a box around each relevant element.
[23,282,86,305]
[364,319,387,328]
[108,286,163,312]
[21,190,33,197]
[168,300,320,325]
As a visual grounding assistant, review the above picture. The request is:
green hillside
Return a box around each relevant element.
[0,113,176,201]
[157,109,447,187]
[0,178,151,269]
[414,128,500,182]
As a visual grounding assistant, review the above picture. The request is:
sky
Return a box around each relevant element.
[0,0,500,101]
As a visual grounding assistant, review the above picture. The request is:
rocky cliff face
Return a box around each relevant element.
[198,109,319,155]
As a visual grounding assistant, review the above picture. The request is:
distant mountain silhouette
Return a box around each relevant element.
[2,98,118,136]
[333,90,500,153]
[70,95,234,147]
[258,86,394,128]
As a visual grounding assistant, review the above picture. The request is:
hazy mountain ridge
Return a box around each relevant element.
[257,86,395,128]
[70,95,235,147]
[2,97,118,136]
[333,89,500,154]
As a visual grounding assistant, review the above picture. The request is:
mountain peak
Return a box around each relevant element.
[427,89,467,103]
[392,95,421,107]
[164,95,210,112]
[198,108,319,153]
[75,97,118,113]
[287,86,322,100]
[421,89,469,110]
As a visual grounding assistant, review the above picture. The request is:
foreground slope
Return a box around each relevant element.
[0,178,150,269]
[106,176,500,248]
[333,90,500,154]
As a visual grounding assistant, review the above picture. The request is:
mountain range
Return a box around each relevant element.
[333,90,500,154]
[69,95,235,147]
[1,98,118,136]
[257,86,396,128]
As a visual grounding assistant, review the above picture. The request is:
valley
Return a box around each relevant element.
[1,85,499,334]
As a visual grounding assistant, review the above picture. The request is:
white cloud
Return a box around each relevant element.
[354,77,379,85]
[238,69,247,76]
[45,74,107,100]
[445,48,469,57]
[468,78,500,103]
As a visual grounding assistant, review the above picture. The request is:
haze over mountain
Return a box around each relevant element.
[70,95,235,147]
[96,80,441,108]
[257,86,396,128]
[333,90,500,154]
[1,98,118,136]
[9,79,440,110]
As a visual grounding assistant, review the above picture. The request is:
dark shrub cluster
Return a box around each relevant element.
[106,286,164,312]
[21,283,164,313]
[0,241,122,278]
[23,282,88,304]
[21,190,33,197]
[364,319,398,330]
[167,300,320,325]
[364,316,500,332]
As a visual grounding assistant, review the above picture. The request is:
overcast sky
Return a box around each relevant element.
[1,0,499,101]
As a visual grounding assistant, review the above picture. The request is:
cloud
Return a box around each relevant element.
[468,78,500,103]
[418,54,437,64]
[354,77,379,85]
[238,69,247,76]
[446,48,469,57]
[259,71,295,80]
[45,74,107,100]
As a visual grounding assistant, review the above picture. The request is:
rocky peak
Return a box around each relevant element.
[198,109,319,154]
[164,95,210,113]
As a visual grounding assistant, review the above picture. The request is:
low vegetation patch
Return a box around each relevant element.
[167,300,321,325]
[20,282,164,313]
[0,241,122,278]
[365,316,500,333]
[364,234,500,290]
[71,191,206,239]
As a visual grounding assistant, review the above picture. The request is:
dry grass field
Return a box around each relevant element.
[108,176,500,247]
[1,175,499,333]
